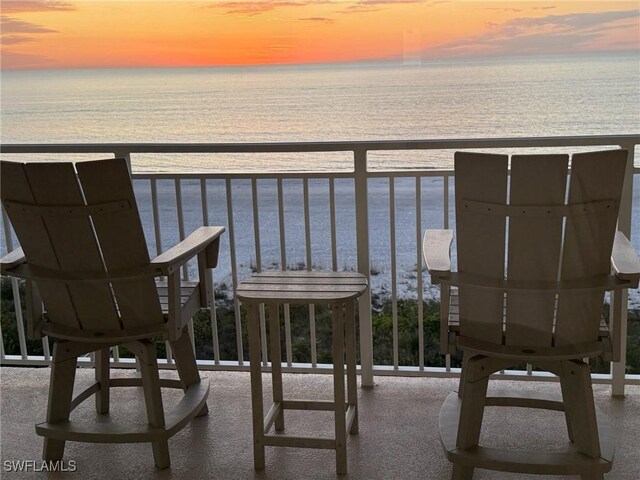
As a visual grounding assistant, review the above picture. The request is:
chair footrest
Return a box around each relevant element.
[36,380,209,444]
[484,388,565,411]
[439,391,614,475]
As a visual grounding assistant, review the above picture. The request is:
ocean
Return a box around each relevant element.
[2,52,639,171]
[2,53,640,302]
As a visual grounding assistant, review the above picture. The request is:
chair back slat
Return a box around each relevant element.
[3,161,121,330]
[454,152,508,344]
[76,159,163,329]
[505,154,568,346]
[555,150,626,345]
[1,161,79,328]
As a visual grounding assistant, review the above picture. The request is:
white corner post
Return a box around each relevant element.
[354,148,374,387]
[611,144,635,397]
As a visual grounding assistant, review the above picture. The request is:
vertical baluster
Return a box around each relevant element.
[42,336,50,361]
[354,149,373,387]
[612,144,635,396]
[201,178,221,365]
[2,207,28,360]
[226,178,244,365]
[329,177,338,272]
[303,178,317,367]
[151,179,171,364]
[176,179,196,353]
[277,178,293,366]
[252,178,268,366]
[444,174,451,372]
[416,176,424,370]
[175,179,189,281]
[0,322,5,359]
[151,178,164,256]
[389,177,398,370]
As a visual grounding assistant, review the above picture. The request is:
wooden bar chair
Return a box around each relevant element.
[0,158,224,469]
[423,150,640,480]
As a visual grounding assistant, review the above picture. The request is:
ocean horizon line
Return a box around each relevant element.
[1,49,637,76]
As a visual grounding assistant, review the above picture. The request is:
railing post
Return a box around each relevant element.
[354,149,374,387]
[114,151,132,174]
[612,144,635,396]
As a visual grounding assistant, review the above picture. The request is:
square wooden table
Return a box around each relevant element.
[237,271,368,475]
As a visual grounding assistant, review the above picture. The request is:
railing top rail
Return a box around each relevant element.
[1,134,639,155]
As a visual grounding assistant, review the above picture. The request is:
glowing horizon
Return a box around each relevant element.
[1,1,638,71]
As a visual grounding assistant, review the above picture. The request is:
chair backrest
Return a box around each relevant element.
[454,149,627,348]
[1,158,163,334]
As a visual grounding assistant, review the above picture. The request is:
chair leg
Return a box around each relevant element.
[136,340,170,469]
[451,464,474,480]
[457,351,471,399]
[560,360,601,459]
[43,342,78,461]
[95,347,110,414]
[170,327,208,417]
[559,369,575,443]
[453,354,492,480]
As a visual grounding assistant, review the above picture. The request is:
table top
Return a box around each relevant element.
[236,271,368,304]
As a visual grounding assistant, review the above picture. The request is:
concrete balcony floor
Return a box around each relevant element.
[1,367,639,480]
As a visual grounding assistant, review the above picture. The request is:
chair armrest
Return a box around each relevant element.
[422,229,453,283]
[151,226,224,275]
[1,247,26,275]
[611,231,640,288]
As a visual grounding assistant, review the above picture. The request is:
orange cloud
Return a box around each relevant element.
[1,0,75,13]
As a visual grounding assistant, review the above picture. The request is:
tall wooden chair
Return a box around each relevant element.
[422,150,640,479]
[0,158,224,469]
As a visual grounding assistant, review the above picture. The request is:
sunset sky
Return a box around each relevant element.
[1,0,638,70]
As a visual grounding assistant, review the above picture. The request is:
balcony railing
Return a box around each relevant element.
[2,135,639,394]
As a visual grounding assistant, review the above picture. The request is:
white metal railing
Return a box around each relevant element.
[1,135,639,393]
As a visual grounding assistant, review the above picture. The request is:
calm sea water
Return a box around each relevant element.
[2,53,639,172]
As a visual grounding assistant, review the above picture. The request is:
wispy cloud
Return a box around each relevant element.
[1,2,74,69]
[210,0,443,16]
[300,16,334,23]
[210,0,341,16]
[213,1,304,15]
[1,16,57,35]
[428,9,640,58]
[342,0,443,14]
[1,0,74,14]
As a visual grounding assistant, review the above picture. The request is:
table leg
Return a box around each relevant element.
[248,303,265,469]
[332,302,347,475]
[268,303,285,431]
[345,300,358,434]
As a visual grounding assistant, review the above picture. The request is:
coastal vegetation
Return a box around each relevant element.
[2,277,639,375]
